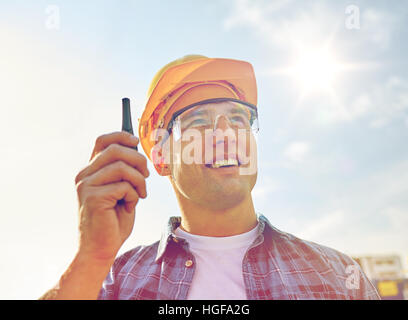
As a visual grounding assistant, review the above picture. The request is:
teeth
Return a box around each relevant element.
[211,159,239,168]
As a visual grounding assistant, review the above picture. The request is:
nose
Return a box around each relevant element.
[212,114,237,147]
[213,114,232,131]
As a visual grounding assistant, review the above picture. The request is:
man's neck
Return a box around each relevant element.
[176,193,258,237]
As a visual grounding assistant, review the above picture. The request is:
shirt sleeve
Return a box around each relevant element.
[97,246,145,300]
[97,260,119,300]
[314,243,381,300]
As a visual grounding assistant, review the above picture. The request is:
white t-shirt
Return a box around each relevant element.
[174,223,259,300]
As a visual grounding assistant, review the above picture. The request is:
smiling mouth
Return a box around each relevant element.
[205,158,240,169]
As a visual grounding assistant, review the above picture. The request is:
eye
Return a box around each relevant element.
[185,118,209,128]
[230,115,249,126]
[231,115,245,122]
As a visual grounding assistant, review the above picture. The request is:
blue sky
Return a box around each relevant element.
[0,0,407,299]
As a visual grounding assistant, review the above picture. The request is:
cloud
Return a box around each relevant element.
[224,0,293,32]
[366,76,408,128]
[361,8,397,50]
[224,0,340,52]
[225,1,403,51]
[383,206,408,232]
[332,76,408,127]
[296,75,408,127]
[283,141,310,164]
[369,118,389,128]
[296,209,346,240]
[348,93,372,120]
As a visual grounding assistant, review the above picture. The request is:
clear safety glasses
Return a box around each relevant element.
[166,98,259,141]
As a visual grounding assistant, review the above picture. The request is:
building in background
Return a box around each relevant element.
[353,255,408,300]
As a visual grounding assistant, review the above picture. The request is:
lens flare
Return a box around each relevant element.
[290,48,341,96]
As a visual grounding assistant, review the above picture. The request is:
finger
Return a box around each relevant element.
[116,202,136,234]
[77,143,149,184]
[85,161,147,199]
[92,181,140,214]
[90,131,139,161]
[110,181,140,214]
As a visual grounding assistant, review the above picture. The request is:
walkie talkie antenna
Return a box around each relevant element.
[121,97,138,151]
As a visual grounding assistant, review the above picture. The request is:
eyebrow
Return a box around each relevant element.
[230,106,249,116]
[184,108,210,119]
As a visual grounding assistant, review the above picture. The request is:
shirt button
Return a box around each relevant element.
[185,259,193,268]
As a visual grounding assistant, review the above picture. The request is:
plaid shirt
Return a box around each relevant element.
[98,214,380,300]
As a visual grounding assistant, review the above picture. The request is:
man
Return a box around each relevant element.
[40,55,380,300]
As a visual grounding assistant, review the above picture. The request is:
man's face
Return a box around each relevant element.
[163,101,258,210]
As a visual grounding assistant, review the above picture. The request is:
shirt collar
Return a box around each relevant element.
[154,213,285,263]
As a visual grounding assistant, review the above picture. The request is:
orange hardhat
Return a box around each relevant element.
[138,54,258,161]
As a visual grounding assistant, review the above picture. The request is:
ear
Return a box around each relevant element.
[151,145,171,176]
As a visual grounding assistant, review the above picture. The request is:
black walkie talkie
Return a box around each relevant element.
[121,97,138,151]
[118,98,138,207]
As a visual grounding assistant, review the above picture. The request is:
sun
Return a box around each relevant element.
[288,47,343,97]
[267,40,372,121]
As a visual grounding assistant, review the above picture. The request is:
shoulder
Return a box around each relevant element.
[264,221,357,271]
[264,225,380,299]
[291,233,356,271]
